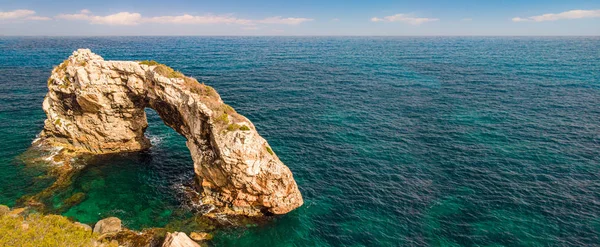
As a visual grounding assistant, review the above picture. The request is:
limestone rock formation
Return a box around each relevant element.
[162,232,200,247]
[35,49,303,216]
[74,222,93,232]
[189,232,212,241]
[94,217,122,234]
[99,227,167,247]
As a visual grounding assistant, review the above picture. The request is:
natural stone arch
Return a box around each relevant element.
[35,49,303,216]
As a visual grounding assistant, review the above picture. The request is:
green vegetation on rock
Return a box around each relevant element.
[53,60,69,74]
[142,60,219,100]
[227,123,241,131]
[216,113,229,124]
[138,60,160,66]
[153,64,185,79]
[0,208,113,247]
[220,104,234,114]
[226,124,251,131]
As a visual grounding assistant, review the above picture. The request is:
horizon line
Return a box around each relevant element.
[1,35,599,37]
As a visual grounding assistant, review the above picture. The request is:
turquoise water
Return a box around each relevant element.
[1,37,600,246]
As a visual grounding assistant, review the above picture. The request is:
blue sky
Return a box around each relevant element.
[1,0,599,35]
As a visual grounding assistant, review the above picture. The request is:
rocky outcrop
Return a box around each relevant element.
[162,232,200,247]
[94,217,122,234]
[10,208,26,216]
[0,205,9,216]
[100,227,167,247]
[34,49,302,216]
[74,222,93,232]
[189,232,212,241]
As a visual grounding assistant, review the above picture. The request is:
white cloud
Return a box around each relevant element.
[371,14,438,25]
[0,9,50,21]
[332,18,340,22]
[462,18,473,21]
[57,10,142,25]
[56,11,90,21]
[90,12,142,25]
[56,10,312,26]
[511,17,527,22]
[26,16,51,21]
[0,9,34,20]
[257,16,313,25]
[512,9,600,22]
[241,26,259,30]
[146,14,253,25]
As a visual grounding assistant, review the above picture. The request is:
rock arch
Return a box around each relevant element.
[35,49,302,216]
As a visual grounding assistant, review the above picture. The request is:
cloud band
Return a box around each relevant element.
[56,10,313,26]
[513,9,600,22]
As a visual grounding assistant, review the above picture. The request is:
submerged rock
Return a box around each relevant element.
[34,49,303,216]
[63,192,86,207]
[94,217,122,234]
[162,232,200,247]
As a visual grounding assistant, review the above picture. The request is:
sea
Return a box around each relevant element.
[0,36,599,246]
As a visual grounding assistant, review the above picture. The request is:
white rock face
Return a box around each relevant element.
[93,217,122,235]
[162,232,200,247]
[37,49,303,216]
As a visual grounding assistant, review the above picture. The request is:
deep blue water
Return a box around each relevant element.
[1,37,599,246]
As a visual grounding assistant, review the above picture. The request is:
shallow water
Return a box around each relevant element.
[1,37,599,246]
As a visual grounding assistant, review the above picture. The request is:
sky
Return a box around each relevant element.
[0,0,599,36]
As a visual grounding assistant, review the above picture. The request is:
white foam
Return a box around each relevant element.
[146,134,164,146]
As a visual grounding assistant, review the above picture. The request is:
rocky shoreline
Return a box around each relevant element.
[9,49,305,246]
[0,204,212,247]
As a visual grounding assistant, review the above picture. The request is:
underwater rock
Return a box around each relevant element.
[162,232,200,247]
[93,217,122,234]
[34,49,303,216]
[63,192,86,207]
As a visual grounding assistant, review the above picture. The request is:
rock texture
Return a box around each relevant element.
[100,228,167,247]
[189,232,212,241]
[162,232,200,247]
[35,49,303,216]
[0,205,9,216]
[74,222,93,232]
[93,217,122,234]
